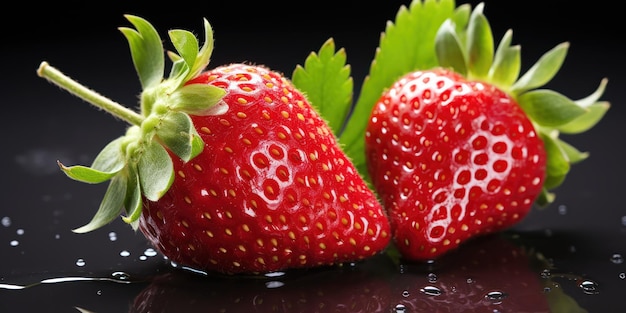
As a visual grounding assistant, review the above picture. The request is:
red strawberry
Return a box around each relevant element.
[37,15,390,274]
[364,4,608,261]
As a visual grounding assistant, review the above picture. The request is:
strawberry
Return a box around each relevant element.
[363,3,609,261]
[37,15,390,274]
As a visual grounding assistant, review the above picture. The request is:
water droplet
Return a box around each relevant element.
[543,287,551,293]
[265,281,284,289]
[569,245,576,253]
[541,269,551,279]
[54,234,61,239]
[428,273,438,283]
[76,258,86,267]
[420,286,442,296]
[1,216,11,227]
[578,279,599,295]
[466,278,474,284]
[622,216,626,226]
[610,253,624,264]
[264,271,286,278]
[96,290,102,296]
[402,290,410,297]
[394,304,407,313]
[10,240,19,247]
[144,248,157,257]
[139,255,147,261]
[619,272,625,280]
[398,264,408,274]
[558,204,567,215]
[111,271,130,281]
[120,250,130,257]
[485,291,508,304]
[16,229,24,235]
[108,232,117,241]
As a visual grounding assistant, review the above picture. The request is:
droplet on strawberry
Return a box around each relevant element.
[364,3,609,261]
[37,15,390,274]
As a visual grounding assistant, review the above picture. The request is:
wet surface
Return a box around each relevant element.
[2,1,625,312]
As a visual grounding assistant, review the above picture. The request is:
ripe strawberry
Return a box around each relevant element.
[364,4,609,261]
[37,15,390,274]
[140,63,391,274]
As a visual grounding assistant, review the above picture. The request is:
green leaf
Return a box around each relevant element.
[465,3,494,79]
[557,102,610,134]
[518,89,587,127]
[58,137,126,184]
[156,111,199,161]
[575,78,608,108]
[91,136,126,173]
[510,42,569,94]
[292,38,354,137]
[58,162,118,184]
[138,139,174,201]
[488,30,521,87]
[119,15,165,90]
[73,175,127,233]
[189,19,214,80]
[168,83,227,115]
[435,20,467,75]
[540,131,570,190]
[340,0,456,179]
[558,138,589,164]
[122,167,142,227]
[535,188,556,208]
[169,29,199,75]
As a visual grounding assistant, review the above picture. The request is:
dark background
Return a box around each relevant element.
[2,1,625,312]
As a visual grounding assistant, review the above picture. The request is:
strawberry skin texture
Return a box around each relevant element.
[139,64,391,274]
[365,68,546,261]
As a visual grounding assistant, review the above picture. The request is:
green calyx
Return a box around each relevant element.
[433,3,610,206]
[37,15,226,232]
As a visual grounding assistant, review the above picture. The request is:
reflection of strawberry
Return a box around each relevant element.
[37,15,390,275]
[391,233,585,313]
[130,256,395,313]
[364,3,608,261]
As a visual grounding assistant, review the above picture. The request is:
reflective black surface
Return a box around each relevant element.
[2,1,624,312]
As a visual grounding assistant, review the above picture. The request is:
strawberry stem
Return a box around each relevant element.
[37,61,144,126]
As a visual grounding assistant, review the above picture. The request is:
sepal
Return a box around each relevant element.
[518,90,587,127]
[138,139,174,202]
[58,137,126,184]
[119,15,165,91]
[122,166,142,225]
[73,175,127,233]
[510,42,569,94]
[540,131,570,190]
[168,84,227,115]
